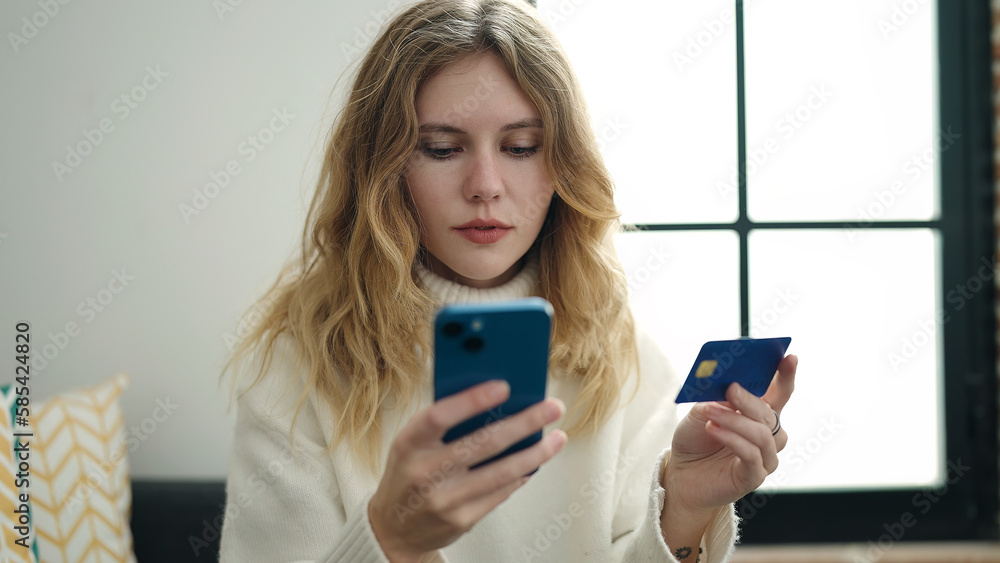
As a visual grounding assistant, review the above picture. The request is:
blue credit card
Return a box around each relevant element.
[674,337,791,403]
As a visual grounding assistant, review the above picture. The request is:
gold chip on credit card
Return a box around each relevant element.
[695,360,718,378]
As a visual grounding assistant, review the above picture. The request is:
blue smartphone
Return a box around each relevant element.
[674,337,792,403]
[433,297,553,469]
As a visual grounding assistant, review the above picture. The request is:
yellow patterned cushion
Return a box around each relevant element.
[0,384,38,563]
[28,373,135,563]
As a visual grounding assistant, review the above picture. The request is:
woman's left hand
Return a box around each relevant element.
[663,354,798,514]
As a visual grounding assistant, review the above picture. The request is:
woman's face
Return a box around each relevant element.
[405,51,554,289]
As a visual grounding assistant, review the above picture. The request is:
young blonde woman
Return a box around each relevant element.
[218,1,798,561]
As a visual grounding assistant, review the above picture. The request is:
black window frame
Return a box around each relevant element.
[623,0,998,543]
[532,0,997,543]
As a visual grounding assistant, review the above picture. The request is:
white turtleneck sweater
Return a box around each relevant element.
[218,253,739,562]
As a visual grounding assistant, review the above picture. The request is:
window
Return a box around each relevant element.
[536,0,997,542]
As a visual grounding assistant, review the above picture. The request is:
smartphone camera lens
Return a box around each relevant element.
[443,321,463,337]
[463,336,484,352]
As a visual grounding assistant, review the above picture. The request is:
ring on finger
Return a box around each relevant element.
[770,409,781,436]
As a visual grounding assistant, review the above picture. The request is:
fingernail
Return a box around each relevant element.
[489,380,509,398]
[551,429,567,449]
[546,398,565,419]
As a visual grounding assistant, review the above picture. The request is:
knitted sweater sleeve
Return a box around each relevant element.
[613,326,740,562]
[218,335,421,563]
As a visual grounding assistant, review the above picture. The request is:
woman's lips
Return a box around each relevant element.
[454,218,513,229]
[454,225,512,244]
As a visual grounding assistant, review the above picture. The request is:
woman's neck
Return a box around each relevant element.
[421,253,524,289]
[416,250,540,305]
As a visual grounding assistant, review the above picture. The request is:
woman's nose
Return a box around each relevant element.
[463,151,503,201]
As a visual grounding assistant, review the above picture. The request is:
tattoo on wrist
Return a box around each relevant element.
[672,546,703,561]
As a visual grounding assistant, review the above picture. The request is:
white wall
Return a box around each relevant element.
[0,0,415,479]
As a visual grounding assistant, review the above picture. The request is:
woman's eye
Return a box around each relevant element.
[420,144,539,160]
[506,145,540,159]
[423,146,460,159]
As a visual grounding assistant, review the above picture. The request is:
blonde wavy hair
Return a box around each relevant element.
[222,0,638,473]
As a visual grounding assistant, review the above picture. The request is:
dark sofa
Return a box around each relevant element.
[130,480,227,563]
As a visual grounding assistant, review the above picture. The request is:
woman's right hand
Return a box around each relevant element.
[368,379,567,562]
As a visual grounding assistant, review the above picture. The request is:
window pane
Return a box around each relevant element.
[614,230,740,384]
[538,0,738,224]
[744,0,938,222]
[749,229,942,490]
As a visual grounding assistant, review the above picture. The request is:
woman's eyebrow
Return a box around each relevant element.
[417,118,543,135]
[419,123,465,134]
[499,118,543,132]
